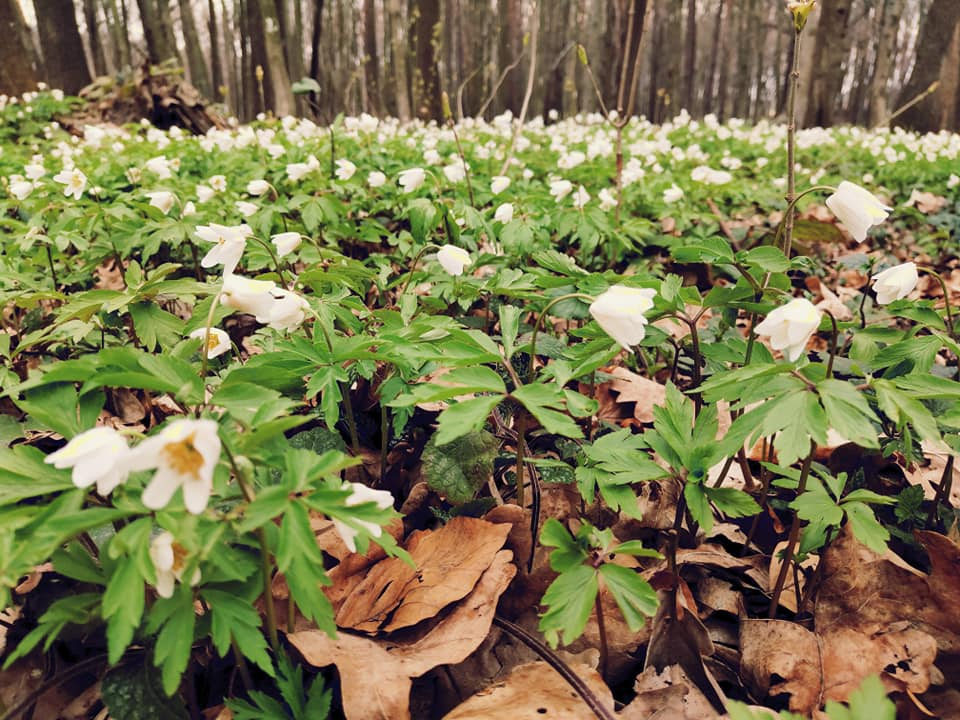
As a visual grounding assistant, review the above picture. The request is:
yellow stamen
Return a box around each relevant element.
[162,433,204,479]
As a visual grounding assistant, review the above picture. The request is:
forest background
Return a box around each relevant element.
[0,0,959,133]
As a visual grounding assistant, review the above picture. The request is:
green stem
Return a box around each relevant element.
[783,27,803,260]
[224,445,280,650]
[315,320,361,454]
[199,290,224,384]
[397,243,441,307]
[527,293,595,385]
[594,590,608,678]
[768,442,816,618]
[920,266,957,343]
[248,235,290,288]
[773,185,837,257]
[45,242,59,289]
[823,309,839,378]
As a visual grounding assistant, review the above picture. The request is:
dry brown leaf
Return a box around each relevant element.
[901,446,960,504]
[605,366,666,424]
[288,550,516,720]
[739,619,823,713]
[331,516,511,633]
[442,661,613,719]
[767,541,817,613]
[816,525,960,656]
[94,259,126,290]
[905,190,948,214]
[620,665,723,719]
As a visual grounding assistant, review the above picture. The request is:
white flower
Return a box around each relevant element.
[53,167,87,199]
[598,188,618,211]
[44,426,131,496]
[246,179,270,196]
[825,181,892,242]
[490,176,511,194]
[221,273,277,319]
[335,159,357,181]
[264,288,310,331]
[331,482,394,553]
[145,191,175,215]
[549,179,573,202]
[367,170,387,188]
[127,419,221,514]
[590,285,657,350]
[271,231,302,257]
[24,163,44,180]
[125,167,141,184]
[948,174,959,190]
[871,262,919,305]
[188,327,231,359]
[9,179,33,200]
[494,202,514,224]
[286,155,320,182]
[437,244,472,276]
[754,297,822,362]
[196,185,215,203]
[443,163,465,183]
[209,175,227,192]
[196,223,250,274]
[398,168,426,193]
[149,531,200,598]
[235,200,258,217]
[663,184,684,203]
[182,201,197,216]
[572,185,590,209]
[145,156,172,179]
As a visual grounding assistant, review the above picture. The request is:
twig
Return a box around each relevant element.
[768,442,816,617]
[498,6,540,177]
[477,51,528,119]
[492,616,616,720]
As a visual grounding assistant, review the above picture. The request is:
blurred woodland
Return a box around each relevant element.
[0,0,959,131]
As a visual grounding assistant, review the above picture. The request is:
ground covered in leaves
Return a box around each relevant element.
[1,90,960,720]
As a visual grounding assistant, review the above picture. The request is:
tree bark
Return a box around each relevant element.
[254,0,294,115]
[894,0,960,132]
[178,0,212,95]
[387,0,412,120]
[803,0,853,127]
[309,0,325,112]
[703,0,724,116]
[0,0,37,95]
[683,0,696,113]
[364,0,381,113]
[83,0,108,76]
[207,0,223,96]
[33,0,92,94]
[540,0,571,119]
[867,0,904,126]
[137,0,179,63]
[497,0,522,113]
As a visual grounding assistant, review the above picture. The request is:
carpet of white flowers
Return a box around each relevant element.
[1,88,960,719]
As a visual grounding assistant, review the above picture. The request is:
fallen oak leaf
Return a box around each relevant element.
[441,661,613,719]
[288,550,516,720]
[330,516,511,633]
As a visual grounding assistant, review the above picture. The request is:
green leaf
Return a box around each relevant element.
[513,383,583,439]
[612,540,662,558]
[203,589,275,676]
[421,429,499,504]
[101,662,188,720]
[152,589,197,695]
[292,77,321,95]
[538,564,598,648]
[598,563,658,631]
[103,556,146,664]
[704,487,762,519]
[540,518,588,573]
[14,383,104,438]
[389,366,507,407]
[434,395,502,445]
[844,502,889,555]
[684,482,713,533]
[499,304,521,359]
[791,481,843,526]
[0,445,73,506]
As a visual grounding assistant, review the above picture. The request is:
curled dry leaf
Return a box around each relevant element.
[739,618,823,713]
[816,525,960,655]
[620,664,723,720]
[441,661,613,719]
[330,516,512,633]
[604,366,666,424]
[288,550,516,720]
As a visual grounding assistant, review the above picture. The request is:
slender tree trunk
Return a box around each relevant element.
[364,0,381,113]
[894,0,960,132]
[703,0,724,115]
[497,0,522,113]
[387,0,412,120]
[541,0,571,119]
[207,0,223,95]
[309,0,325,112]
[33,0,92,93]
[804,0,853,127]
[0,0,37,94]
[253,0,294,115]
[178,0,212,95]
[83,0,108,76]
[137,0,178,63]
[683,0,696,113]
[732,0,753,118]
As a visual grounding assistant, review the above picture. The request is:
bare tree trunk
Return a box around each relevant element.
[387,0,412,120]
[207,0,223,95]
[868,0,903,126]
[364,0,381,113]
[33,0,92,93]
[703,0,724,116]
[0,0,37,94]
[497,0,522,113]
[178,0,212,95]
[309,0,325,112]
[732,0,753,118]
[137,0,178,63]
[83,0,108,76]
[804,0,853,127]
[683,0,696,113]
[541,0,570,119]
[895,0,960,132]
[254,0,294,115]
